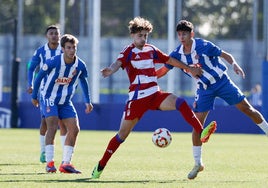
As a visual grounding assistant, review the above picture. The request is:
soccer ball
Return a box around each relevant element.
[152,128,172,148]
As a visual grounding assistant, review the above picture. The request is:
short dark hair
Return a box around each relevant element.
[60,34,79,47]
[45,25,60,34]
[176,20,194,32]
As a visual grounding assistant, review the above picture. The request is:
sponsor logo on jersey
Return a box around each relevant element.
[55,77,72,85]
[135,54,140,59]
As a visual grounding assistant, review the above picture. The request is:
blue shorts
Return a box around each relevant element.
[40,99,77,119]
[193,74,245,112]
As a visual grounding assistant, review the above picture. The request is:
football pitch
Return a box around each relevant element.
[0,129,268,188]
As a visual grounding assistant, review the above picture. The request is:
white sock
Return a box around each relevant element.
[193,146,203,165]
[45,145,54,163]
[60,135,66,150]
[62,145,74,164]
[257,120,268,135]
[40,135,45,153]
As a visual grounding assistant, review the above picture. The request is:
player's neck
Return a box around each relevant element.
[48,42,59,50]
[183,39,193,54]
[64,55,75,64]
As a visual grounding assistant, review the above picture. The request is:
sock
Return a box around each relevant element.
[62,145,74,164]
[60,135,66,151]
[176,98,203,134]
[45,145,54,163]
[193,146,203,165]
[257,120,268,135]
[99,134,124,170]
[40,135,45,153]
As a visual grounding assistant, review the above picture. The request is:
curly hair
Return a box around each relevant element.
[128,17,153,34]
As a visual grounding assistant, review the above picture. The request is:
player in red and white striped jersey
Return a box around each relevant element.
[91,17,216,179]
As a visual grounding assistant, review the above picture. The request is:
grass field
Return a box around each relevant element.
[0,129,268,188]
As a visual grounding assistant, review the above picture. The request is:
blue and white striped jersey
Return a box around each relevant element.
[169,38,228,89]
[28,43,62,87]
[32,54,90,105]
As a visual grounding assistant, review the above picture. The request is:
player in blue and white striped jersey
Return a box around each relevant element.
[157,19,268,180]
[27,25,66,163]
[32,34,93,173]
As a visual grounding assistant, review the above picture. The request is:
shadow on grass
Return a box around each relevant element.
[0,163,39,166]
[0,177,258,185]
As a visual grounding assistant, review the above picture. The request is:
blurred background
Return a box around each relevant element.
[0,0,267,131]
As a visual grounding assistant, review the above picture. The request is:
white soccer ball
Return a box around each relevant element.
[152,128,172,148]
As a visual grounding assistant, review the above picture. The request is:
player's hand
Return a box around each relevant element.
[188,66,203,79]
[101,67,113,78]
[85,103,93,114]
[31,99,39,107]
[27,87,33,94]
[232,63,245,79]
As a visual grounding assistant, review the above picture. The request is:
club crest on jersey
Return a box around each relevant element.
[42,64,48,71]
[72,69,77,76]
[55,77,72,85]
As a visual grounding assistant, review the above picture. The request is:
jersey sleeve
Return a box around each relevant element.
[27,49,41,87]
[79,76,91,104]
[150,45,170,64]
[31,63,48,100]
[116,45,132,70]
[202,40,222,56]
[79,63,91,103]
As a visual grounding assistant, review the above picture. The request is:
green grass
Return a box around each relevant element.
[0,129,268,188]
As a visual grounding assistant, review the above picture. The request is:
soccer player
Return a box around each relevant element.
[90,17,216,179]
[156,19,268,179]
[27,25,67,163]
[31,34,93,173]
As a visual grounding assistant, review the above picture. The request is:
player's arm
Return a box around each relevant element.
[101,60,122,78]
[220,50,245,78]
[156,66,170,79]
[79,75,93,114]
[31,65,47,107]
[27,59,39,94]
[166,57,202,78]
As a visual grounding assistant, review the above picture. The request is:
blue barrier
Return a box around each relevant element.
[262,61,268,120]
[0,101,262,134]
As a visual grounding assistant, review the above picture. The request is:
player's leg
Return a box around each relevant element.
[159,93,216,142]
[187,88,216,179]
[159,94,202,133]
[58,120,67,150]
[91,98,148,179]
[91,118,138,179]
[235,99,268,135]
[39,117,47,163]
[188,111,209,180]
[57,103,82,173]
[221,78,268,135]
[59,117,81,173]
[44,116,58,173]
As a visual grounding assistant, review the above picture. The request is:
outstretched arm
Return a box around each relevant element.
[221,50,245,79]
[101,60,122,78]
[166,57,203,78]
[156,66,170,79]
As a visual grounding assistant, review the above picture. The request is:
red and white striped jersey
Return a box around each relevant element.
[117,43,170,100]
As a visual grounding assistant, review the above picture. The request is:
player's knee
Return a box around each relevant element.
[175,97,186,110]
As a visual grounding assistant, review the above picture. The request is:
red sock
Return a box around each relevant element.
[99,134,124,168]
[176,99,203,134]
